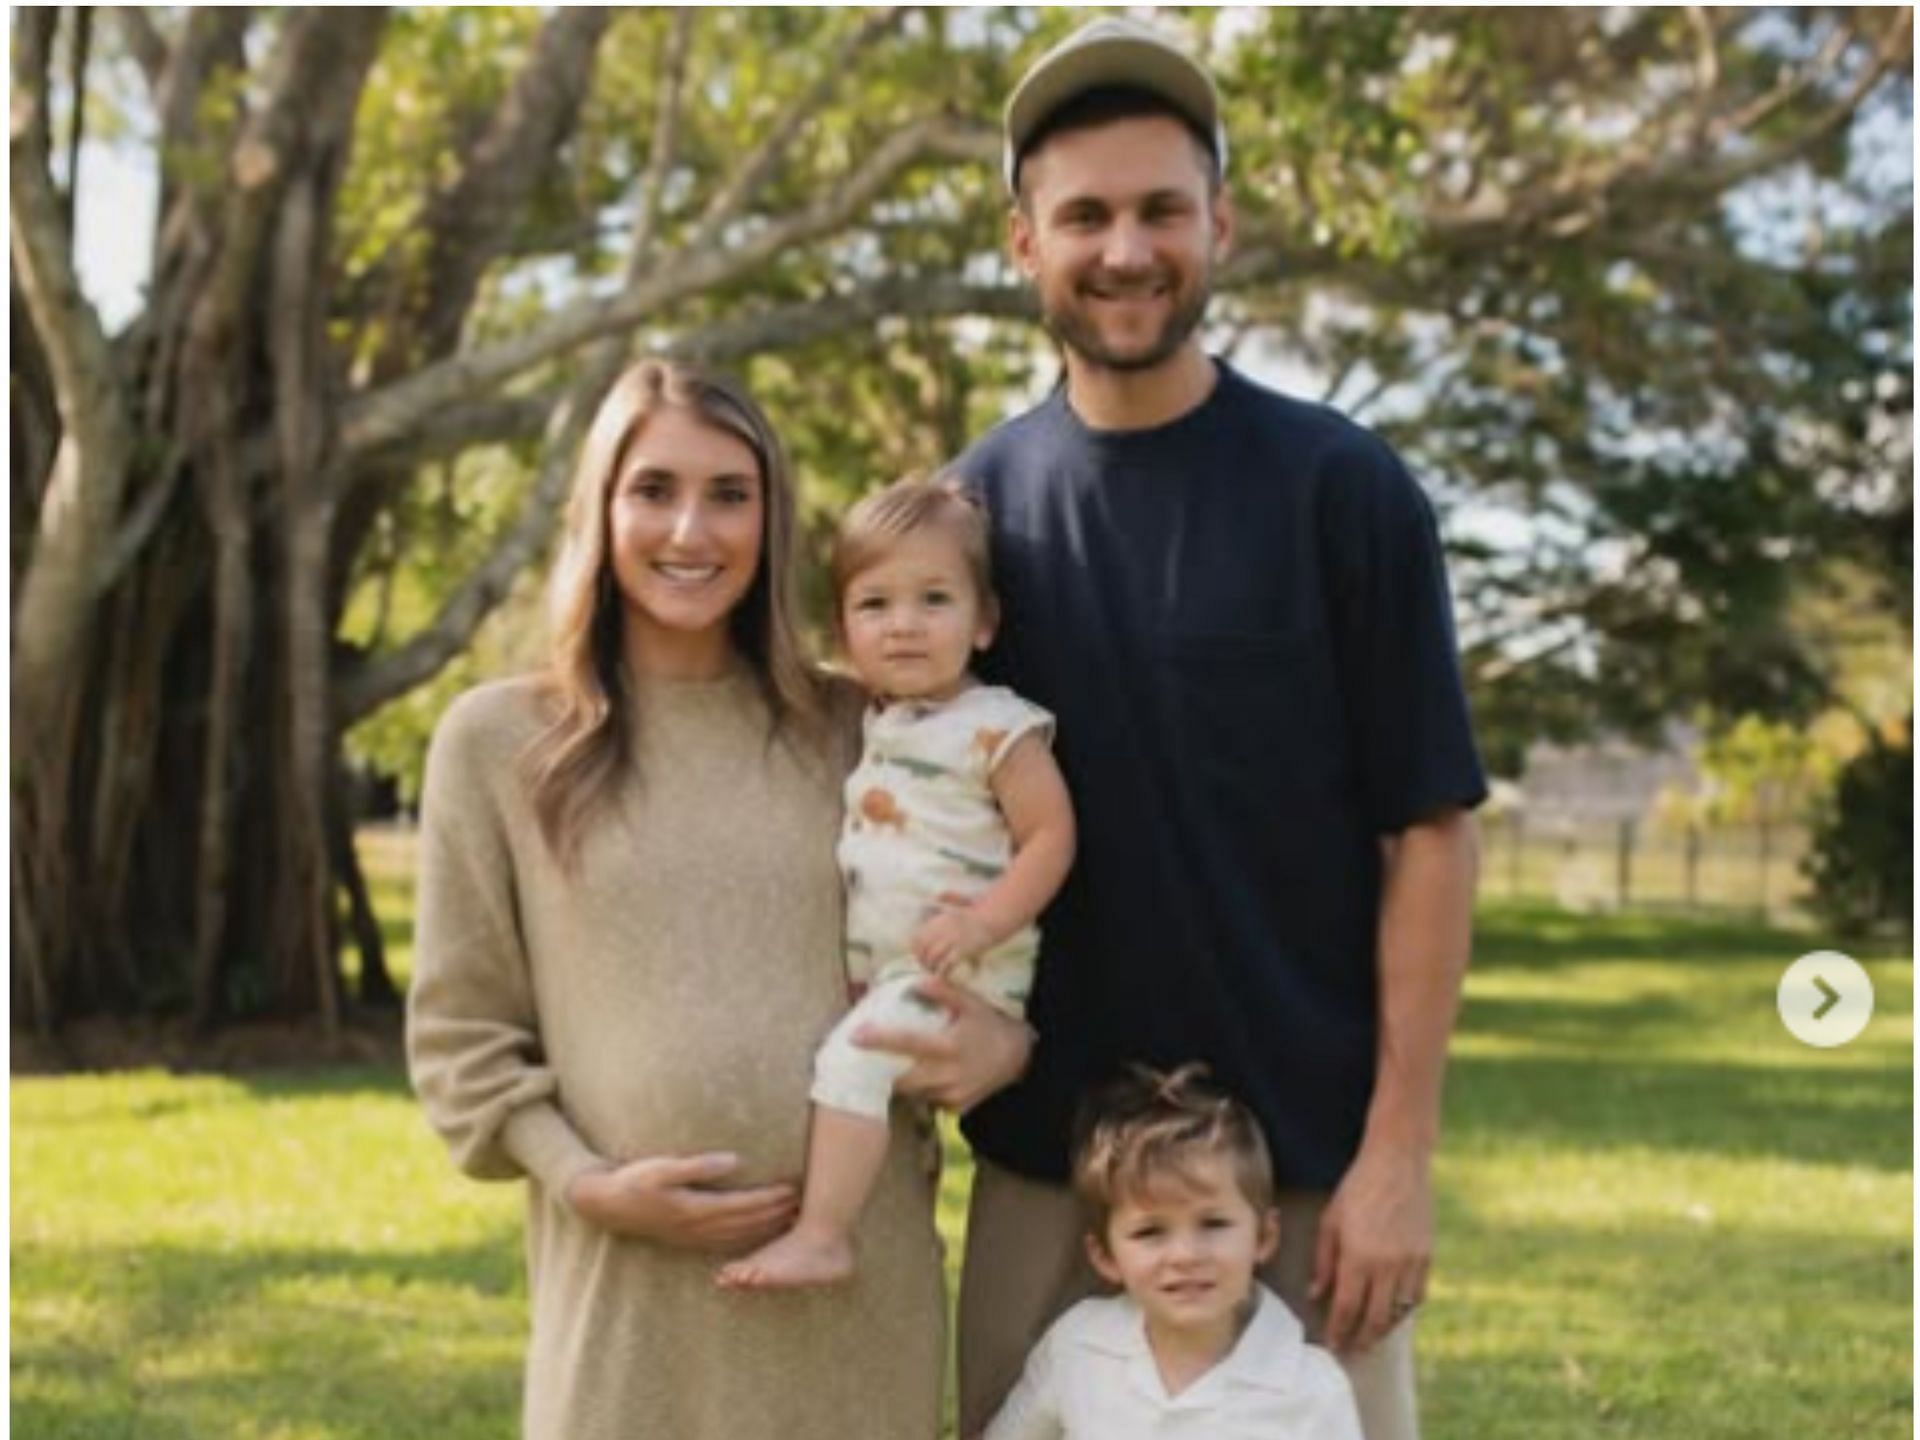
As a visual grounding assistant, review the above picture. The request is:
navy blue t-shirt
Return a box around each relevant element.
[954,362,1487,1188]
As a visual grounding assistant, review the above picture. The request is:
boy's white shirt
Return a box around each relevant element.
[981,1283,1363,1440]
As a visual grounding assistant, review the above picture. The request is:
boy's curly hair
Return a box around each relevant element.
[1071,1063,1275,1245]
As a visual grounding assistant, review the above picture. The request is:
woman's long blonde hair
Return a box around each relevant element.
[523,358,827,863]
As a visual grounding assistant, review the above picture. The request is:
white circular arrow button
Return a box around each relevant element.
[1777,951,1874,1048]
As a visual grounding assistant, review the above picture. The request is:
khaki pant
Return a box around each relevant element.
[957,1159,1419,1440]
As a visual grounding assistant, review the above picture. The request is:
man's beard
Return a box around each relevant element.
[1041,274,1211,374]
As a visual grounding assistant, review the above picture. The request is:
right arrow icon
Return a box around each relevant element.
[1812,976,1841,1021]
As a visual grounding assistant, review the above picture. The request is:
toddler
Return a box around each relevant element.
[720,477,1075,1290]
[981,1064,1363,1439]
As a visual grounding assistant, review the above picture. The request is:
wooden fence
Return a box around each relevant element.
[1483,813,1812,921]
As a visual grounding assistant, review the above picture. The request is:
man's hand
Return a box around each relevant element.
[566,1153,798,1252]
[1309,1141,1433,1354]
[852,975,1033,1113]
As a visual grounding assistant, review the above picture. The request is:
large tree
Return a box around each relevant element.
[12,8,1908,1032]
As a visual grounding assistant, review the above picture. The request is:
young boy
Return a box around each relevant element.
[980,1065,1363,1439]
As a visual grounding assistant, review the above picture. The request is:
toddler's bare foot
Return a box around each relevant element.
[716,1227,855,1291]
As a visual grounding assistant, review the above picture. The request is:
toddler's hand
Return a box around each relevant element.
[911,895,996,977]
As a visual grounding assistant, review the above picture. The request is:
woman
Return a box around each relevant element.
[406,360,945,1439]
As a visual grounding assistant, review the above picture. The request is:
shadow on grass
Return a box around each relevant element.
[13,1233,525,1440]
[14,1092,211,1130]
[233,1063,413,1102]
[1460,989,1700,1041]
[1473,903,1820,970]
[18,1067,420,1120]
[1446,1048,1913,1172]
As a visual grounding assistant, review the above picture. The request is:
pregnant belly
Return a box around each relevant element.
[549,997,835,1184]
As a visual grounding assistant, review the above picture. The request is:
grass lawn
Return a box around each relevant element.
[1428,907,1911,1438]
[12,901,1911,1438]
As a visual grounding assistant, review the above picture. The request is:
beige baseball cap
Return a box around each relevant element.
[1002,16,1227,193]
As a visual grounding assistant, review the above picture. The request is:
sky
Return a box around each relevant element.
[75,138,158,332]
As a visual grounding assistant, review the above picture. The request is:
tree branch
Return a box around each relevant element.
[142,9,251,426]
[920,117,1001,168]
[340,110,986,461]
[1216,230,1349,290]
[406,8,614,362]
[354,277,1036,472]
[63,7,93,237]
[1708,18,1854,146]
[97,456,187,588]
[1684,6,1721,102]
[189,9,386,361]
[1454,12,1907,248]
[351,396,555,470]
[9,9,137,743]
[156,9,252,191]
[12,8,56,184]
[670,277,1033,363]
[682,6,907,255]
[1693,10,1912,194]
[1415,11,1908,257]
[333,429,569,725]
[9,9,130,497]
[628,8,696,265]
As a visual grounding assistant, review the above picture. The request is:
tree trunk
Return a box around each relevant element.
[9,488,378,1029]
[190,520,253,1028]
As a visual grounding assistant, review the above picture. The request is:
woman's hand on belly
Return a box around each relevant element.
[566,1152,799,1252]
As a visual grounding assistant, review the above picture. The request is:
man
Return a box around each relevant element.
[865,18,1485,1439]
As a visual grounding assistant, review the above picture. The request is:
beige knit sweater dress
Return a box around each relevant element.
[407,671,946,1440]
